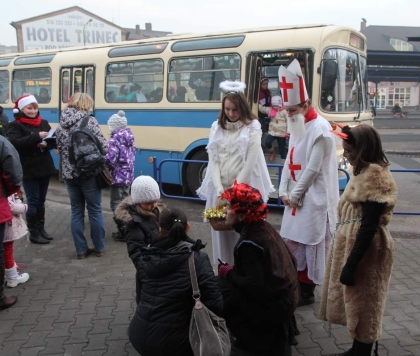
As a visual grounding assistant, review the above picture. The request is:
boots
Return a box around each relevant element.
[0,264,18,310]
[36,209,53,240]
[298,282,316,306]
[329,339,373,356]
[26,214,50,244]
[5,263,30,288]
[112,217,127,242]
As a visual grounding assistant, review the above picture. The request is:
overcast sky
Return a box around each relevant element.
[1,0,419,47]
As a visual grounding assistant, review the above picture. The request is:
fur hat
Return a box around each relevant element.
[271,96,283,107]
[131,176,160,204]
[13,94,38,114]
[108,110,127,132]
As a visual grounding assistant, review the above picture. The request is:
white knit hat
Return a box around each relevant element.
[131,176,160,204]
[108,110,127,132]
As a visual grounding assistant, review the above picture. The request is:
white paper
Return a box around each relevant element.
[43,127,57,141]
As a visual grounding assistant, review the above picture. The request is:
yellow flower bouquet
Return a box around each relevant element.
[203,203,233,231]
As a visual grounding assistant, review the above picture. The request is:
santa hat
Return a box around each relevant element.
[271,96,283,107]
[108,110,127,132]
[13,94,38,114]
[278,59,308,106]
[131,176,160,204]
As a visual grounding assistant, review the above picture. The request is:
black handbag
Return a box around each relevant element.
[97,167,112,189]
[188,252,231,356]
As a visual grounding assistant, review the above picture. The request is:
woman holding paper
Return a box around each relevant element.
[8,94,56,245]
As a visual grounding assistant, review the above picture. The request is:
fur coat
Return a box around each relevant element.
[319,164,397,344]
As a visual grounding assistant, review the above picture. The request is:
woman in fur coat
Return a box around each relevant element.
[319,124,398,356]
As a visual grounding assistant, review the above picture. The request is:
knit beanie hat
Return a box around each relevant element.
[13,94,38,114]
[131,176,160,204]
[108,110,127,132]
[271,96,283,107]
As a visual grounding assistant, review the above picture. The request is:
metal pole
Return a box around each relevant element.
[83,19,92,46]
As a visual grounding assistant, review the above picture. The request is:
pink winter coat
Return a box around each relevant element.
[4,194,28,242]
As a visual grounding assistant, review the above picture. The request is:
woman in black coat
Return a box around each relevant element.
[8,94,56,245]
[128,206,223,356]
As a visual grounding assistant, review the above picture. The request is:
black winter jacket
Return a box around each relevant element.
[8,119,56,180]
[128,240,223,356]
[115,196,160,267]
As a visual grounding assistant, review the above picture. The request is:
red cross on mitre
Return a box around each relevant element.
[279,76,293,102]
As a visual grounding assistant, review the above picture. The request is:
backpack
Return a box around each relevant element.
[68,114,105,179]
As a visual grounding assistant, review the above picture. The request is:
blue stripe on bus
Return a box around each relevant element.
[3,108,220,129]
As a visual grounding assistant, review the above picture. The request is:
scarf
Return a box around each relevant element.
[15,112,42,127]
[304,107,318,123]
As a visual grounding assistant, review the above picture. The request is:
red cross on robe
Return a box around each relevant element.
[288,146,302,216]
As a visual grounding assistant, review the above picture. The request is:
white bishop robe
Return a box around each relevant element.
[279,114,339,284]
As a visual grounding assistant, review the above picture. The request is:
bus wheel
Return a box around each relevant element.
[186,150,208,197]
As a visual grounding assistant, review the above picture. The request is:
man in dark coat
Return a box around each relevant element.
[218,182,299,356]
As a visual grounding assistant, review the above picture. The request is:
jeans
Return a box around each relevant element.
[22,176,50,215]
[265,135,287,159]
[110,185,130,213]
[0,223,5,266]
[65,176,105,255]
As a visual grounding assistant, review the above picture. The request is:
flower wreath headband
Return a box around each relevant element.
[219,80,246,95]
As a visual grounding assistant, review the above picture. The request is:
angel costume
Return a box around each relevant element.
[197,119,274,264]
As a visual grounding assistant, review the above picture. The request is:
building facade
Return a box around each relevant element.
[361,22,420,109]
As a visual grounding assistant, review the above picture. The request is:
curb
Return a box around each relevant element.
[385,150,420,157]
[375,126,420,130]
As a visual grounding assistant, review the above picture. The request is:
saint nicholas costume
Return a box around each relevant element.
[278,60,339,288]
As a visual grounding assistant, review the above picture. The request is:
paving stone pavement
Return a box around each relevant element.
[1,196,420,355]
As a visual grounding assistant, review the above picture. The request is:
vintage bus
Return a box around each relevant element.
[0,24,372,196]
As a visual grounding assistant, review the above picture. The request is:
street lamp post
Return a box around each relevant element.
[83,19,93,46]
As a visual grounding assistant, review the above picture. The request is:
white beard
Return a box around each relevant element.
[287,113,306,138]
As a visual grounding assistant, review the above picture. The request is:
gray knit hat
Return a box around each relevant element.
[131,176,160,204]
[108,110,127,133]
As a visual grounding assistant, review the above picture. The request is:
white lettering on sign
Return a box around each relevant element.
[21,10,122,51]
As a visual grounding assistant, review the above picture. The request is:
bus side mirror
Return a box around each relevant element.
[321,60,338,91]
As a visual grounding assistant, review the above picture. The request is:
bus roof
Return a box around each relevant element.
[0,23,357,58]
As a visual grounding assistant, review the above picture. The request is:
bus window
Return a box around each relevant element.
[0,70,9,104]
[321,49,361,113]
[61,70,70,103]
[74,69,82,93]
[360,56,368,111]
[86,69,94,98]
[105,59,164,103]
[168,54,241,102]
[12,68,51,102]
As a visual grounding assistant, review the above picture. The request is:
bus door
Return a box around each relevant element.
[245,53,263,117]
[59,66,95,115]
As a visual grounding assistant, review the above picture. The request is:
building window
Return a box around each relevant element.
[105,59,164,103]
[388,87,410,106]
[168,54,241,102]
[390,38,414,51]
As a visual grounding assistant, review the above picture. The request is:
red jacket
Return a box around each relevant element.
[0,136,23,224]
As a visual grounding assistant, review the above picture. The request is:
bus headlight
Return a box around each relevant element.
[338,156,349,170]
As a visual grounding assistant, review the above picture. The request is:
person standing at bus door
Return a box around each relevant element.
[55,93,108,259]
[115,176,162,303]
[258,77,271,133]
[258,95,288,163]
[320,124,397,356]
[197,80,275,265]
[105,110,136,242]
[8,94,57,245]
[278,59,339,306]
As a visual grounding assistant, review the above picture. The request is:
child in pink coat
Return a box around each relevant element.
[4,193,30,287]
